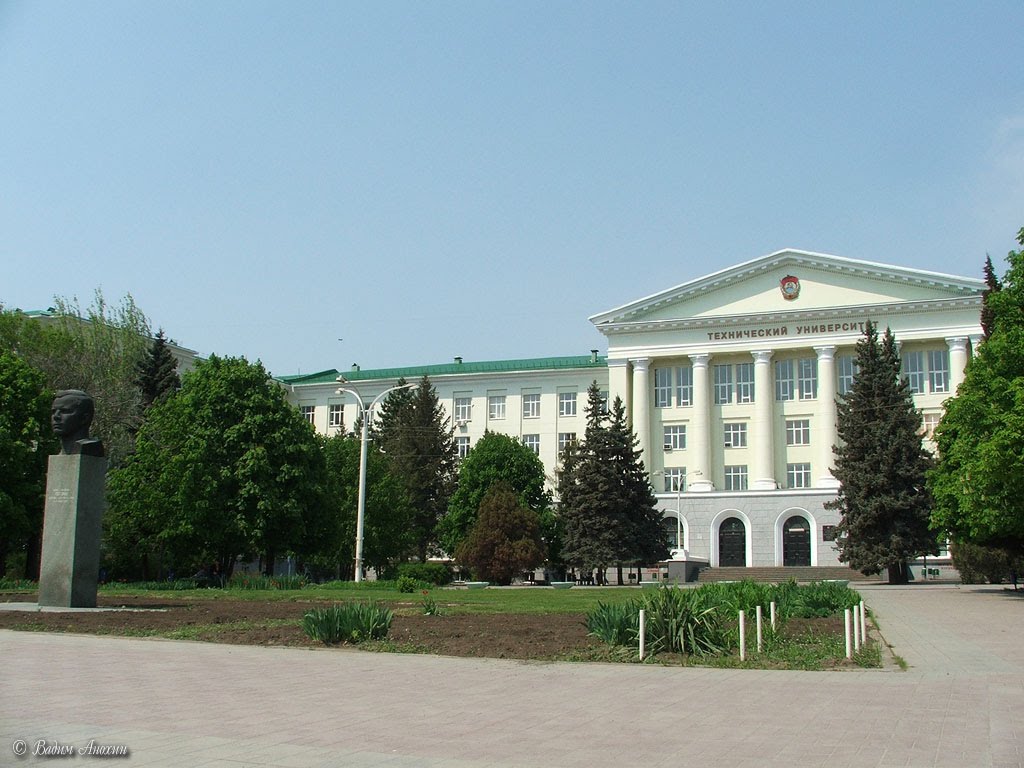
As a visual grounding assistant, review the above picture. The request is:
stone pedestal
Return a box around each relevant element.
[38,454,107,608]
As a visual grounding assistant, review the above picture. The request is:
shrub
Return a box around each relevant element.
[396,575,431,593]
[586,601,638,646]
[397,562,452,586]
[301,602,394,645]
[639,586,729,657]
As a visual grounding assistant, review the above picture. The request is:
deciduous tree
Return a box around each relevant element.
[106,356,324,578]
[0,353,56,576]
[317,434,413,579]
[931,228,1024,556]
[437,431,551,556]
[454,483,545,585]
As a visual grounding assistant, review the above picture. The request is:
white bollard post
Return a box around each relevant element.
[844,608,852,659]
[756,605,763,653]
[770,600,777,630]
[860,600,867,644]
[853,608,861,652]
[639,608,646,661]
[739,610,746,661]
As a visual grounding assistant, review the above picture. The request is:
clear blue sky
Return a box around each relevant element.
[2,2,1022,376]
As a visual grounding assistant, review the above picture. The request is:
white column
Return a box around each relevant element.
[968,335,982,357]
[607,358,631,421]
[632,358,651,474]
[946,337,969,393]
[751,350,776,490]
[689,354,714,492]
[815,345,840,489]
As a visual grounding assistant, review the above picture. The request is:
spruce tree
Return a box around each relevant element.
[137,329,181,411]
[372,375,457,562]
[980,255,1003,341]
[606,396,668,570]
[827,321,937,583]
[559,381,666,583]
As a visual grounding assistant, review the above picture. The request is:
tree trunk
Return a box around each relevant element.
[24,533,41,581]
[616,564,624,586]
[887,561,909,584]
[264,548,276,577]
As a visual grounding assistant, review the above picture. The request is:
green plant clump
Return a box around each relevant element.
[396,562,453,586]
[228,573,308,590]
[301,602,394,645]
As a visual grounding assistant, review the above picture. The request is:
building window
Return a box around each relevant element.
[785,419,811,446]
[663,467,685,493]
[488,395,506,420]
[714,364,734,405]
[522,393,541,419]
[454,396,472,423]
[328,404,344,430]
[600,391,610,413]
[928,350,950,393]
[775,359,795,401]
[300,405,315,424]
[837,355,857,395]
[663,425,686,451]
[654,368,673,408]
[822,525,837,542]
[676,366,693,406]
[558,392,577,417]
[557,432,577,452]
[921,411,941,440]
[798,357,818,400]
[786,462,812,488]
[736,362,755,403]
[456,436,470,459]
[723,422,747,448]
[522,434,540,455]
[902,351,926,394]
[724,465,748,491]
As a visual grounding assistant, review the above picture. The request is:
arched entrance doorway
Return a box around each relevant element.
[718,517,746,567]
[783,515,811,567]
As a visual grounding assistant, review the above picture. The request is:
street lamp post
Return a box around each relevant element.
[336,380,415,582]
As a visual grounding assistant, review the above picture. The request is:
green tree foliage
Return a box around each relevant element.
[559,382,667,582]
[436,431,552,556]
[137,329,181,411]
[0,353,56,575]
[372,376,457,561]
[317,434,414,579]
[950,540,1024,585]
[454,483,546,585]
[106,356,325,578]
[826,321,937,583]
[0,292,152,466]
[930,228,1024,555]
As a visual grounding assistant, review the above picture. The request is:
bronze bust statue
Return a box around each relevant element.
[51,390,104,457]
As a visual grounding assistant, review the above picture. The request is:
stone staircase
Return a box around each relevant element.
[694,566,879,584]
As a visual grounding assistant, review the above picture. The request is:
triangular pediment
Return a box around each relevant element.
[590,249,984,330]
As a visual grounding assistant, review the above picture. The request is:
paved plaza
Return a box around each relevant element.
[1,583,1022,768]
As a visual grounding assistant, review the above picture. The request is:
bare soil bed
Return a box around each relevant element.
[0,594,599,660]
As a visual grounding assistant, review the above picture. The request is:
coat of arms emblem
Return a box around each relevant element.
[780,275,800,301]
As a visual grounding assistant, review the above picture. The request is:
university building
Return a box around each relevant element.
[280,249,984,573]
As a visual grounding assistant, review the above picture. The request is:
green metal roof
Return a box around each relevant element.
[277,354,607,386]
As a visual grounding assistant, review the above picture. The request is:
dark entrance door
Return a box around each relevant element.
[719,517,746,567]
[783,516,811,567]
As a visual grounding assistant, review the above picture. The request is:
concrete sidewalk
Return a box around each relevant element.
[1,584,1021,768]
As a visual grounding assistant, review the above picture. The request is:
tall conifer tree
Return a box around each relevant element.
[559,381,667,582]
[137,329,181,411]
[373,375,457,562]
[827,322,936,583]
